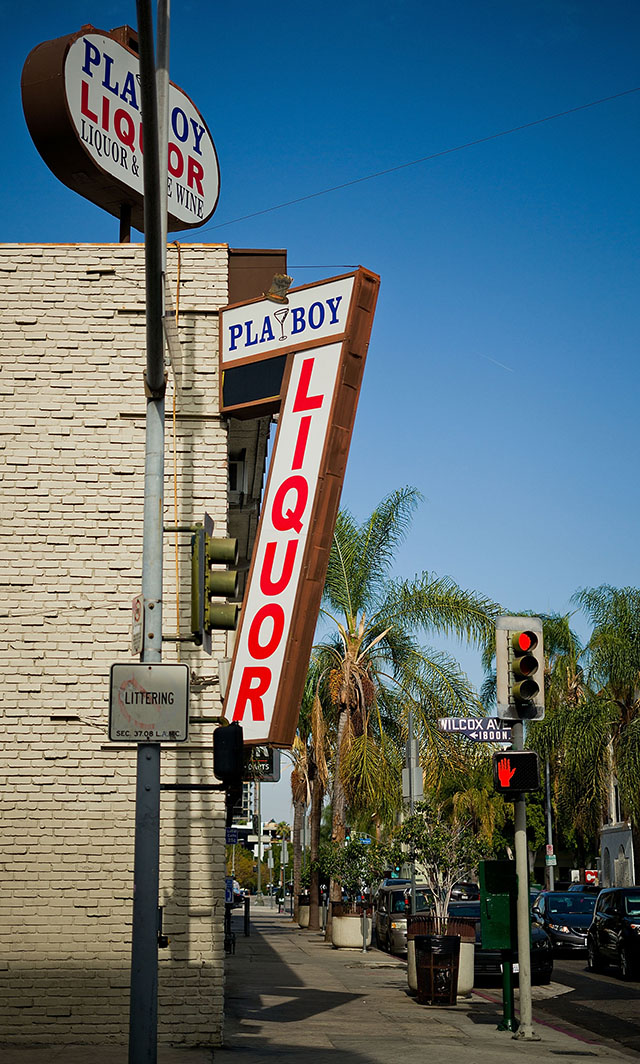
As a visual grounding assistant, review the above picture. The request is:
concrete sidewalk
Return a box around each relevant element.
[0,906,632,1064]
[218,906,632,1064]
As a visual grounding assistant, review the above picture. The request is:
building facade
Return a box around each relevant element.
[0,242,282,1046]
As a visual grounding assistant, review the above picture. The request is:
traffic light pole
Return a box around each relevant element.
[511,720,539,1042]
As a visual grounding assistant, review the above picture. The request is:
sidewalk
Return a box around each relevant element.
[218,906,632,1064]
[0,907,632,1063]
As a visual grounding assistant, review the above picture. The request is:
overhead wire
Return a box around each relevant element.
[198,87,640,234]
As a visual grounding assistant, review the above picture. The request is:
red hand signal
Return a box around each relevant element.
[497,757,516,788]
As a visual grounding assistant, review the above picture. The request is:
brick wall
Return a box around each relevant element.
[0,243,233,1046]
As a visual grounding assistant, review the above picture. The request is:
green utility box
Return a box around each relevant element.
[479,860,517,950]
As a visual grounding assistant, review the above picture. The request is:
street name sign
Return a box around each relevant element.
[109,663,189,741]
[438,718,512,743]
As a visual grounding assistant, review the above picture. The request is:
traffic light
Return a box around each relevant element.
[213,722,245,786]
[213,722,245,827]
[495,616,545,720]
[191,512,239,654]
[492,751,541,794]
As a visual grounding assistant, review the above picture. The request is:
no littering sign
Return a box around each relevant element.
[109,663,189,742]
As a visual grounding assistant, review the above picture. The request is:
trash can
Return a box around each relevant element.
[414,934,460,1006]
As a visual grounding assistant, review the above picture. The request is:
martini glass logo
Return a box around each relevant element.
[273,307,289,341]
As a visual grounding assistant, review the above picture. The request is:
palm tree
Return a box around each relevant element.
[314,487,502,917]
[571,586,640,873]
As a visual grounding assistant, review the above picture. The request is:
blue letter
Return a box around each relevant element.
[171,107,189,143]
[82,39,101,77]
[308,302,325,330]
[102,53,119,96]
[326,296,343,325]
[229,324,243,351]
[291,307,306,334]
[120,71,139,111]
[260,317,275,343]
[190,119,205,155]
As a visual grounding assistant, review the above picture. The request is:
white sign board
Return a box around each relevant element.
[224,343,342,742]
[64,33,219,228]
[109,663,189,742]
[221,275,355,367]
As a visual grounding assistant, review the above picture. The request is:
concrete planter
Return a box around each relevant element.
[407,938,474,997]
[298,904,310,927]
[331,913,372,949]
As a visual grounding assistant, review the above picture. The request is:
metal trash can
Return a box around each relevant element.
[414,934,460,1006]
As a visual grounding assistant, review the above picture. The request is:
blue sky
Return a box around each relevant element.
[3,2,639,821]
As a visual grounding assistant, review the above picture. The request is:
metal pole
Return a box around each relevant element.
[129,4,167,1063]
[545,759,555,891]
[256,782,262,900]
[407,706,417,916]
[511,720,539,1042]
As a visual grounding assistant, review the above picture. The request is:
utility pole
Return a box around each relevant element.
[545,759,555,891]
[128,4,168,1063]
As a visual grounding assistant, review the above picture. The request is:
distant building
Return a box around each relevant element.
[0,242,284,1047]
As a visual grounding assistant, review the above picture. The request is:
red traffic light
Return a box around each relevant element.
[511,630,538,654]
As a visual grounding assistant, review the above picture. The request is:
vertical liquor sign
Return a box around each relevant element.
[219,268,380,745]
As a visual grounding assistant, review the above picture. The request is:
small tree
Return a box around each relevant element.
[396,798,489,923]
[321,839,392,911]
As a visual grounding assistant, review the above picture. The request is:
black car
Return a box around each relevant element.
[448,901,553,985]
[587,887,640,979]
[532,891,597,952]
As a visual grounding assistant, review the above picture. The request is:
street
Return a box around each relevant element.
[479,956,640,1057]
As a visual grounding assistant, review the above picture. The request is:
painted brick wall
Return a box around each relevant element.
[0,243,232,1046]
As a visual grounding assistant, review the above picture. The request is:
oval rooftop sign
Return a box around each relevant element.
[22,24,220,233]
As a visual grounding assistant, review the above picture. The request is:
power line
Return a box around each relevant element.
[200,87,640,234]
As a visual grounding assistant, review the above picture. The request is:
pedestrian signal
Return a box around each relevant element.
[492,751,541,794]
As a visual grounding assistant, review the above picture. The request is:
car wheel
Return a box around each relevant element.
[587,938,603,973]
[385,932,393,954]
[532,972,552,986]
[620,945,635,981]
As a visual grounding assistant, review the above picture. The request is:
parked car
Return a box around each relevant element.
[448,900,553,985]
[532,891,597,952]
[374,883,433,954]
[587,886,640,979]
[568,883,601,893]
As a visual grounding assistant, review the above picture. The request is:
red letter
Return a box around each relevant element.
[101,96,110,132]
[260,540,298,595]
[168,143,184,178]
[293,357,323,412]
[80,81,98,123]
[247,604,285,660]
[271,475,308,533]
[231,667,271,722]
[292,415,312,471]
[114,109,135,149]
[187,156,204,194]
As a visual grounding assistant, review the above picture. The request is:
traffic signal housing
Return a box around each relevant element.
[191,512,239,654]
[213,722,245,827]
[495,616,545,720]
[493,750,541,794]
